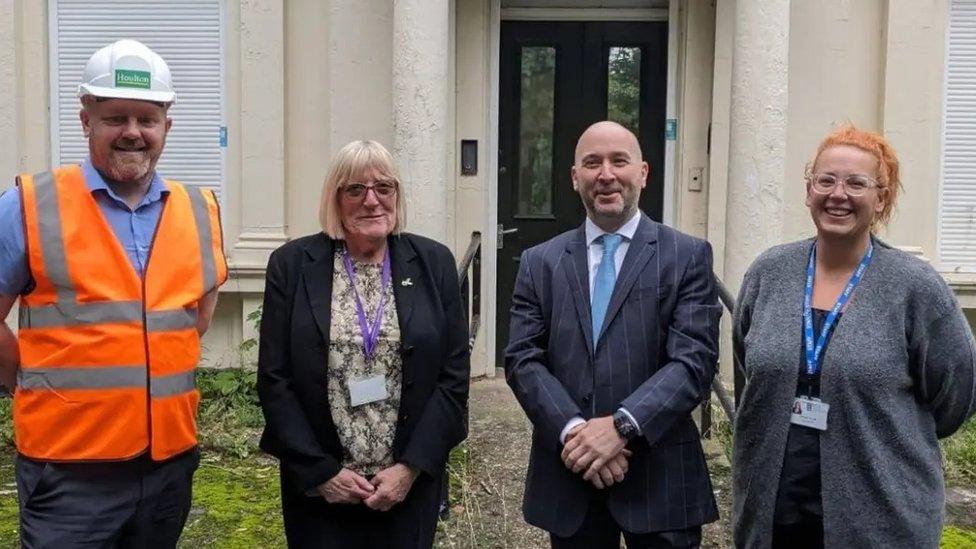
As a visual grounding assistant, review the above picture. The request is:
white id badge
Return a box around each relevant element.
[790,396,829,431]
[348,375,388,407]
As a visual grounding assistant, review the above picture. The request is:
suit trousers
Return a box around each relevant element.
[772,519,824,549]
[549,489,702,549]
[16,448,200,549]
[280,470,442,549]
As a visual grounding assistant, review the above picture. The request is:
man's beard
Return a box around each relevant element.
[106,150,152,183]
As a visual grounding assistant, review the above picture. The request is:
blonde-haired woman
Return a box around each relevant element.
[732,125,976,548]
[258,140,470,547]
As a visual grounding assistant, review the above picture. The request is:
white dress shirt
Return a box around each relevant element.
[560,211,643,444]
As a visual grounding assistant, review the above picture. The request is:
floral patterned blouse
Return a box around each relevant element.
[327,249,402,476]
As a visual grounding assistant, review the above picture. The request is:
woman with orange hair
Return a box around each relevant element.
[732,125,976,548]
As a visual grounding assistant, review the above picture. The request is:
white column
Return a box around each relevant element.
[723,0,791,290]
[881,0,947,263]
[707,0,735,386]
[0,0,16,182]
[392,0,451,244]
[234,0,288,267]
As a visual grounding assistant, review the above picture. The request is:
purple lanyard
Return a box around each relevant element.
[341,246,392,361]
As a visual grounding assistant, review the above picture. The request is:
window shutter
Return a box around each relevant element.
[51,0,223,197]
[941,0,976,271]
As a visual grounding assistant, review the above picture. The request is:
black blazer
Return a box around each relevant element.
[257,232,470,496]
[505,214,721,536]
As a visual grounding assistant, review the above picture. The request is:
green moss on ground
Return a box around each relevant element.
[178,457,284,548]
[942,526,976,548]
[0,454,18,546]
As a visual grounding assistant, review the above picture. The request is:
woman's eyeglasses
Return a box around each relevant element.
[341,180,398,200]
[808,173,881,197]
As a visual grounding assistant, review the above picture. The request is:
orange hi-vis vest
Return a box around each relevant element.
[14,165,227,461]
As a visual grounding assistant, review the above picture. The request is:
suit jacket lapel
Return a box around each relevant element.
[598,214,659,340]
[389,234,419,343]
[389,235,421,403]
[302,233,336,345]
[561,225,594,356]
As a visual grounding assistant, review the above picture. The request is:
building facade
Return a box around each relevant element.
[1,0,974,382]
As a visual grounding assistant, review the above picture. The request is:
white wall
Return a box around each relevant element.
[783,0,887,244]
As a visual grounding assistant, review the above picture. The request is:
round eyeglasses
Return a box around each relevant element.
[808,173,881,197]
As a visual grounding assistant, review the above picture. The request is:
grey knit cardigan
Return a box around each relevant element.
[732,237,976,548]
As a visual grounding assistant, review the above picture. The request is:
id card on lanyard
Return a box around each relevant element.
[342,246,393,406]
[791,241,874,431]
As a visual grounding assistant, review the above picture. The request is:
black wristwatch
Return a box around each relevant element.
[612,409,638,441]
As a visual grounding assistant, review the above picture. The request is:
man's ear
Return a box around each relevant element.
[571,165,579,191]
[79,107,92,138]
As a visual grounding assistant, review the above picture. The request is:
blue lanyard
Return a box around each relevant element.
[803,241,873,377]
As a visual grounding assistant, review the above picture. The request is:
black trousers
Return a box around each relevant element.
[280,470,442,549]
[772,519,824,549]
[16,448,200,549]
[550,490,702,549]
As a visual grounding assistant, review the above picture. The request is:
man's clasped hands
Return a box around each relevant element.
[561,416,632,490]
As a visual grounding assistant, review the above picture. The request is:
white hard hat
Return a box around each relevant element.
[78,39,176,104]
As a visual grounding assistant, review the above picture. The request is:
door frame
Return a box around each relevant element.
[483,0,679,374]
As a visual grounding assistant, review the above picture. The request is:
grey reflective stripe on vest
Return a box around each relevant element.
[18,366,196,398]
[187,188,217,292]
[33,171,74,301]
[146,308,198,332]
[21,302,197,332]
[18,365,146,390]
[20,300,142,329]
[150,370,196,397]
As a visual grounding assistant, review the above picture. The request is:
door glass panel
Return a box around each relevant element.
[608,47,641,136]
[517,47,556,216]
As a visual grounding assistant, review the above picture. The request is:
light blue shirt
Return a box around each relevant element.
[0,159,168,295]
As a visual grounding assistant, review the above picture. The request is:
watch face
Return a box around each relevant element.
[614,413,635,438]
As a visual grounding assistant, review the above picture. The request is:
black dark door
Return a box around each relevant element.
[496,21,668,365]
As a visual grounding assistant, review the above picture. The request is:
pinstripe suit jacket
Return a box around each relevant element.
[505,213,721,537]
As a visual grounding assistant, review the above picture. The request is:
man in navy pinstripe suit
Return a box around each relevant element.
[506,121,720,548]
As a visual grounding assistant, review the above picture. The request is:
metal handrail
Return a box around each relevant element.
[457,231,482,352]
[441,231,482,517]
[710,274,742,425]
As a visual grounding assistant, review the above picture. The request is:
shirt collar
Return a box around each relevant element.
[585,210,641,247]
[81,158,168,207]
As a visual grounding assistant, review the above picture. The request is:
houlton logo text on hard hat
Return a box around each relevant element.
[115,69,151,90]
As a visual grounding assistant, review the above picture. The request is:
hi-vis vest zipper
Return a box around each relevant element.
[13,165,227,461]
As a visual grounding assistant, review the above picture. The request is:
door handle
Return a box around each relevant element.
[497,224,519,249]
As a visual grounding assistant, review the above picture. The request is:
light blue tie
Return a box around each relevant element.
[591,233,622,343]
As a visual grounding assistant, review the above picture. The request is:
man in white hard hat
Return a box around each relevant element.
[0,39,227,547]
